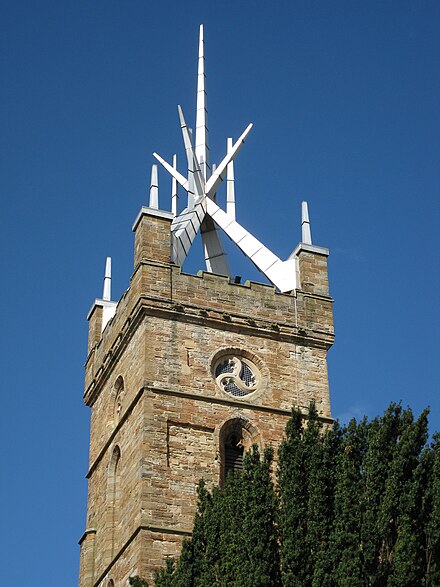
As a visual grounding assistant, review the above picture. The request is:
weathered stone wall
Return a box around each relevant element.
[79,210,334,586]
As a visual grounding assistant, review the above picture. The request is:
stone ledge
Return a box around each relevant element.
[150,385,334,424]
[132,206,174,231]
[78,528,96,545]
[290,242,329,258]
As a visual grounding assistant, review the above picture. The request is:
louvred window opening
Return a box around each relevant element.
[224,433,244,475]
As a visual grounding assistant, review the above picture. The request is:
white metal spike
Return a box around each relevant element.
[206,198,298,292]
[150,27,262,282]
[103,257,112,301]
[195,24,210,180]
[206,200,296,292]
[149,164,159,209]
[178,105,203,205]
[171,154,178,216]
[301,201,312,244]
[226,137,235,219]
[200,180,229,275]
[153,152,189,192]
[202,222,230,275]
[171,200,206,266]
[211,163,217,202]
[88,256,117,331]
[205,123,253,198]
[200,155,229,276]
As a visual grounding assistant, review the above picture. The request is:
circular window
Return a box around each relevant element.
[214,355,260,397]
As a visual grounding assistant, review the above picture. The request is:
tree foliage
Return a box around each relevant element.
[152,403,437,586]
[129,576,149,587]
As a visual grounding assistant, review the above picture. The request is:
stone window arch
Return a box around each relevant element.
[218,417,260,485]
[109,375,125,428]
[106,445,121,562]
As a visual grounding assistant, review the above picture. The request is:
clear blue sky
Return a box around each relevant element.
[0,1,439,584]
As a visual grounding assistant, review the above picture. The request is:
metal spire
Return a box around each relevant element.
[194,25,229,276]
[178,104,201,208]
[102,257,112,301]
[204,124,252,198]
[149,164,159,209]
[171,154,178,216]
[152,26,250,280]
[195,24,210,180]
[226,137,235,219]
[301,201,312,244]
[148,26,326,292]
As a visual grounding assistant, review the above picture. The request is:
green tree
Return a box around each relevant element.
[277,408,308,586]
[312,420,342,587]
[426,432,440,586]
[129,576,149,587]
[387,408,429,586]
[329,417,367,587]
[154,558,176,587]
[235,446,280,586]
[216,445,280,586]
[361,404,404,586]
[156,445,279,586]
[153,403,437,587]
[277,402,343,587]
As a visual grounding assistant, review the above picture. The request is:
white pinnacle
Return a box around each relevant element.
[149,164,159,209]
[301,201,312,244]
[102,257,112,301]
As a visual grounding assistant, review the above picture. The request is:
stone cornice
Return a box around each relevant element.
[78,528,96,545]
[290,242,329,258]
[132,206,174,231]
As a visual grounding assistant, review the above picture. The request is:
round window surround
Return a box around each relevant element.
[213,353,262,398]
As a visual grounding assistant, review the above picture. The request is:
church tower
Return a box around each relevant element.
[78,26,334,587]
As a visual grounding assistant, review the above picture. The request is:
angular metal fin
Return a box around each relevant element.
[205,123,253,198]
[153,152,189,192]
[195,24,210,180]
[226,137,235,219]
[171,154,178,216]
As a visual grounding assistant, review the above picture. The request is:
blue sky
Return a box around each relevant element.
[0,1,439,584]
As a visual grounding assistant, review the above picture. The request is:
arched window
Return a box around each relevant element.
[106,446,121,561]
[224,431,244,475]
[218,417,260,484]
[110,376,125,427]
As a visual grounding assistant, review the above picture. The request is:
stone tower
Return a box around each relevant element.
[78,26,334,587]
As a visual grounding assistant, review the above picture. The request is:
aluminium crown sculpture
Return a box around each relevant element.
[94,24,319,332]
[150,24,311,293]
